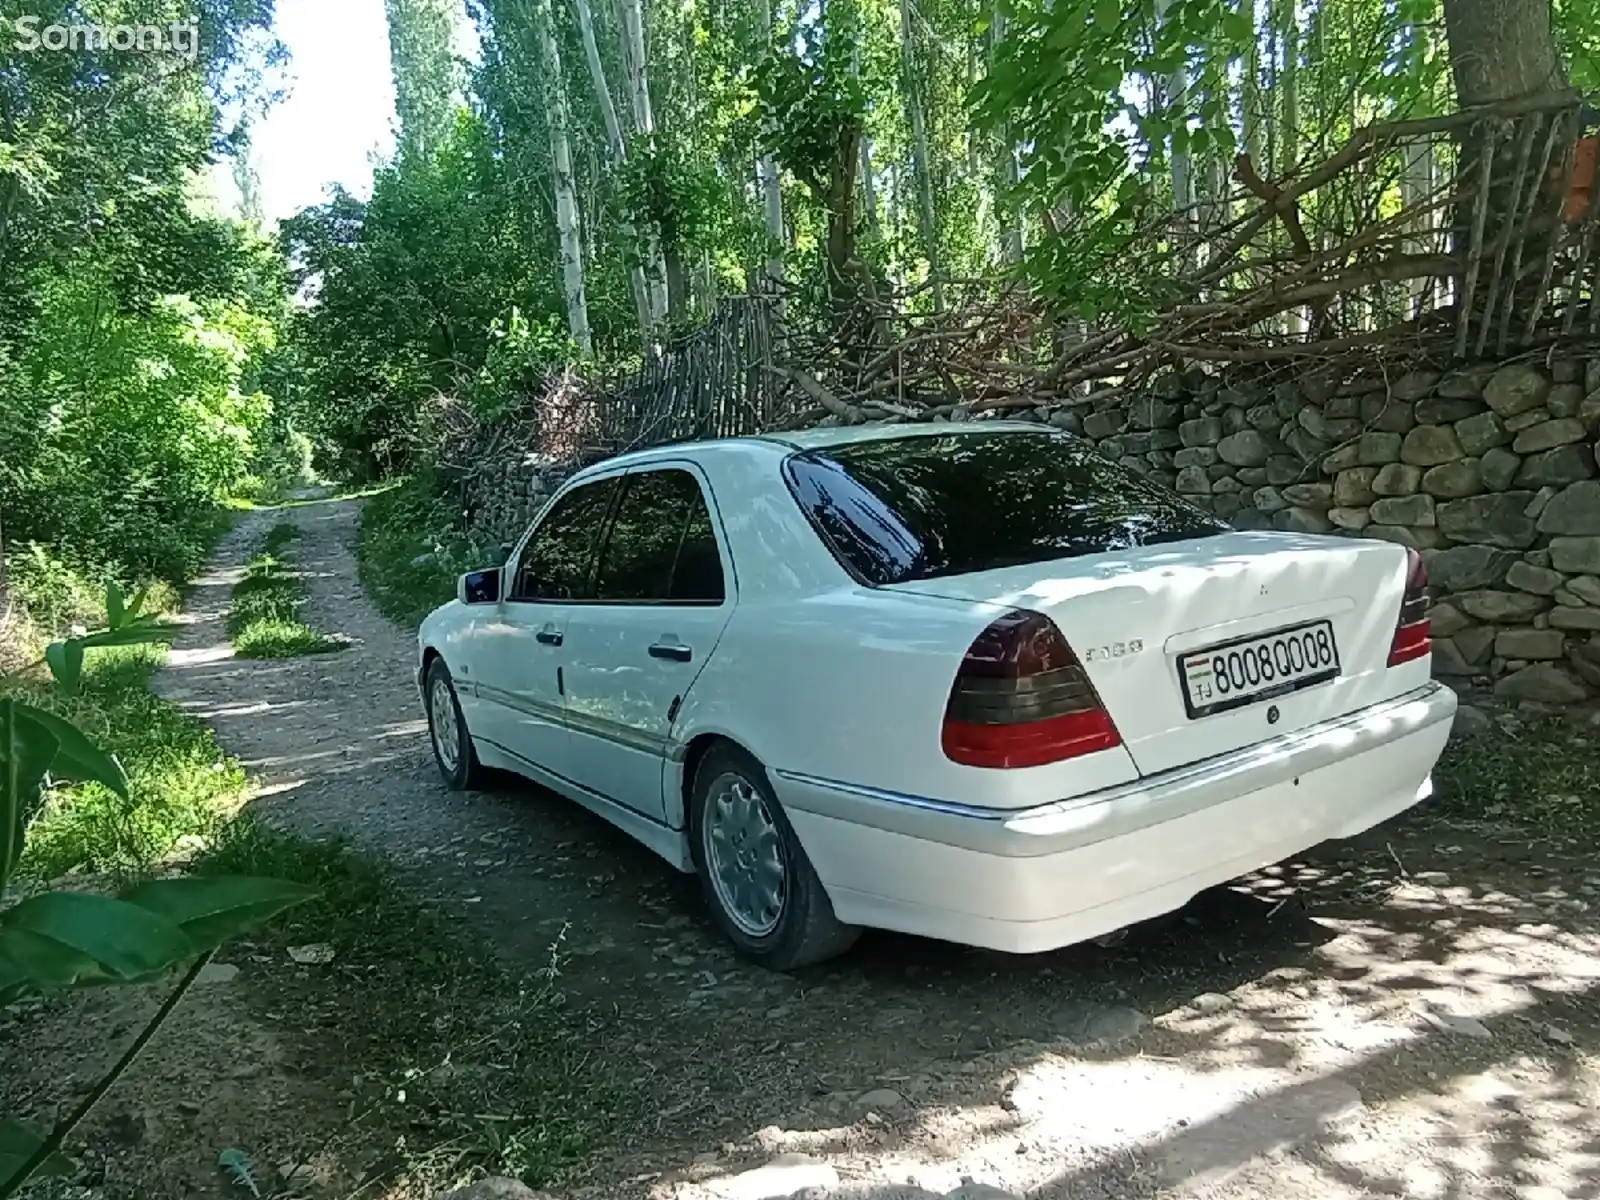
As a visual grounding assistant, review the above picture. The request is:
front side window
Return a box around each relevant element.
[510,476,619,601]
[593,468,726,604]
[784,429,1228,586]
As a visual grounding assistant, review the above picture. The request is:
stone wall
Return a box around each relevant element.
[1044,356,1600,708]
[459,354,1600,707]
[461,454,575,548]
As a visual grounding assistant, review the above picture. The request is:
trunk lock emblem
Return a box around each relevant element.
[1267,704,1281,725]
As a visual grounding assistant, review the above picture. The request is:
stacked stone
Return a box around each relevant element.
[1060,358,1600,706]
[463,455,574,546]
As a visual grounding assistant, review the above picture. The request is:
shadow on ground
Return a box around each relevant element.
[153,497,1600,1200]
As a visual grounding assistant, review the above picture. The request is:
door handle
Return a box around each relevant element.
[536,627,563,646]
[648,640,692,662]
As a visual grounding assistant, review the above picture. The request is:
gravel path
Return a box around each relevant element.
[152,497,1600,1200]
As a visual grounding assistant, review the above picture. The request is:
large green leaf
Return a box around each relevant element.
[0,1117,72,1196]
[0,700,60,889]
[105,581,126,630]
[0,927,109,999]
[0,893,193,988]
[78,625,174,650]
[42,640,84,694]
[119,876,319,955]
[12,705,128,798]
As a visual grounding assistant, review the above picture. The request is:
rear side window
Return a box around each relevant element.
[593,468,726,604]
[784,429,1227,586]
[510,476,619,601]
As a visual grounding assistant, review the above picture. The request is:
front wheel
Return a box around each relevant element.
[688,744,859,970]
[425,659,484,790]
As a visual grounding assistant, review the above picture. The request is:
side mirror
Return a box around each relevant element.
[458,567,502,606]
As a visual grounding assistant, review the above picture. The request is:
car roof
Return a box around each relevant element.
[753,418,1050,451]
[585,418,1058,473]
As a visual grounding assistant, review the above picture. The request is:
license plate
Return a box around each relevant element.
[1179,620,1340,718]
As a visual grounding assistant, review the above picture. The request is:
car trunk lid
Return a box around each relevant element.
[884,531,1413,776]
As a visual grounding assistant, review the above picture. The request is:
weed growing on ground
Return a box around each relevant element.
[197,822,626,1191]
[1432,716,1600,846]
[4,644,246,883]
[358,474,497,628]
[228,523,347,659]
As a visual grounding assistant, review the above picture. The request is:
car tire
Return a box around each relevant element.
[425,659,484,790]
[688,743,860,970]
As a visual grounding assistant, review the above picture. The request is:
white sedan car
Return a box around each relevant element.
[418,421,1456,969]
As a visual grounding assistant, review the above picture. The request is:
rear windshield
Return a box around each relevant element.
[783,428,1229,586]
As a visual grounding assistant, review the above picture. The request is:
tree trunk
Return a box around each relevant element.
[1278,0,1304,332]
[991,0,1024,264]
[1442,0,1572,344]
[851,40,883,245]
[1197,32,1230,258]
[1444,0,1567,105]
[860,137,883,241]
[823,130,863,313]
[755,0,786,294]
[1239,0,1263,164]
[617,0,654,142]
[570,0,654,346]
[1155,0,1193,268]
[899,0,944,309]
[616,0,669,324]
[664,243,688,321]
[1278,0,1297,173]
[757,153,785,282]
[532,0,594,357]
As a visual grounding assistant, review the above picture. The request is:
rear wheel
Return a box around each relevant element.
[689,743,859,970]
[425,659,484,790]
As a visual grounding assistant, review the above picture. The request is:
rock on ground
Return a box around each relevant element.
[436,1181,556,1200]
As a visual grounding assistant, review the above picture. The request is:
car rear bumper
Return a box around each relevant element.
[771,682,1456,954]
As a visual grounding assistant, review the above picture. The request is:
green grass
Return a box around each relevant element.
[7,642,248,882]
[1432,716,1600,847]
[6,515,623,1192]
[194,822,625,1190]
[358,474,494,628]
[227,523,348,659]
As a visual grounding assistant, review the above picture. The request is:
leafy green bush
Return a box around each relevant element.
[6,545,109,635]
[358,474,497,627]
[2,256,278,587]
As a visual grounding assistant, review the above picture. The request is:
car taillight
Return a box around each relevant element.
[941,609,1123,769]
[1387,548,1431,666]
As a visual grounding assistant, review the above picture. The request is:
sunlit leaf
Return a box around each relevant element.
[42,640,84,693]
[13,704,127,798]
[0,699,59,889]
[0,893,194,988]
[0,1117,73,1196]
[78,624,174,650]
[119,876,319,956]
[105,581,126,629]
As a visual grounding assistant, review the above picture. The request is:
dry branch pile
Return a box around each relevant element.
[432,93,1600,467]
[768,94,1600,427]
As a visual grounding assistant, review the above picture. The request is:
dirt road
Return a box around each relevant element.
[152,497,1600,1200]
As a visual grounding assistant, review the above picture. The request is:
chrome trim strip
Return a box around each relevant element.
[773,683,1452,827]
[474,683,686,761]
